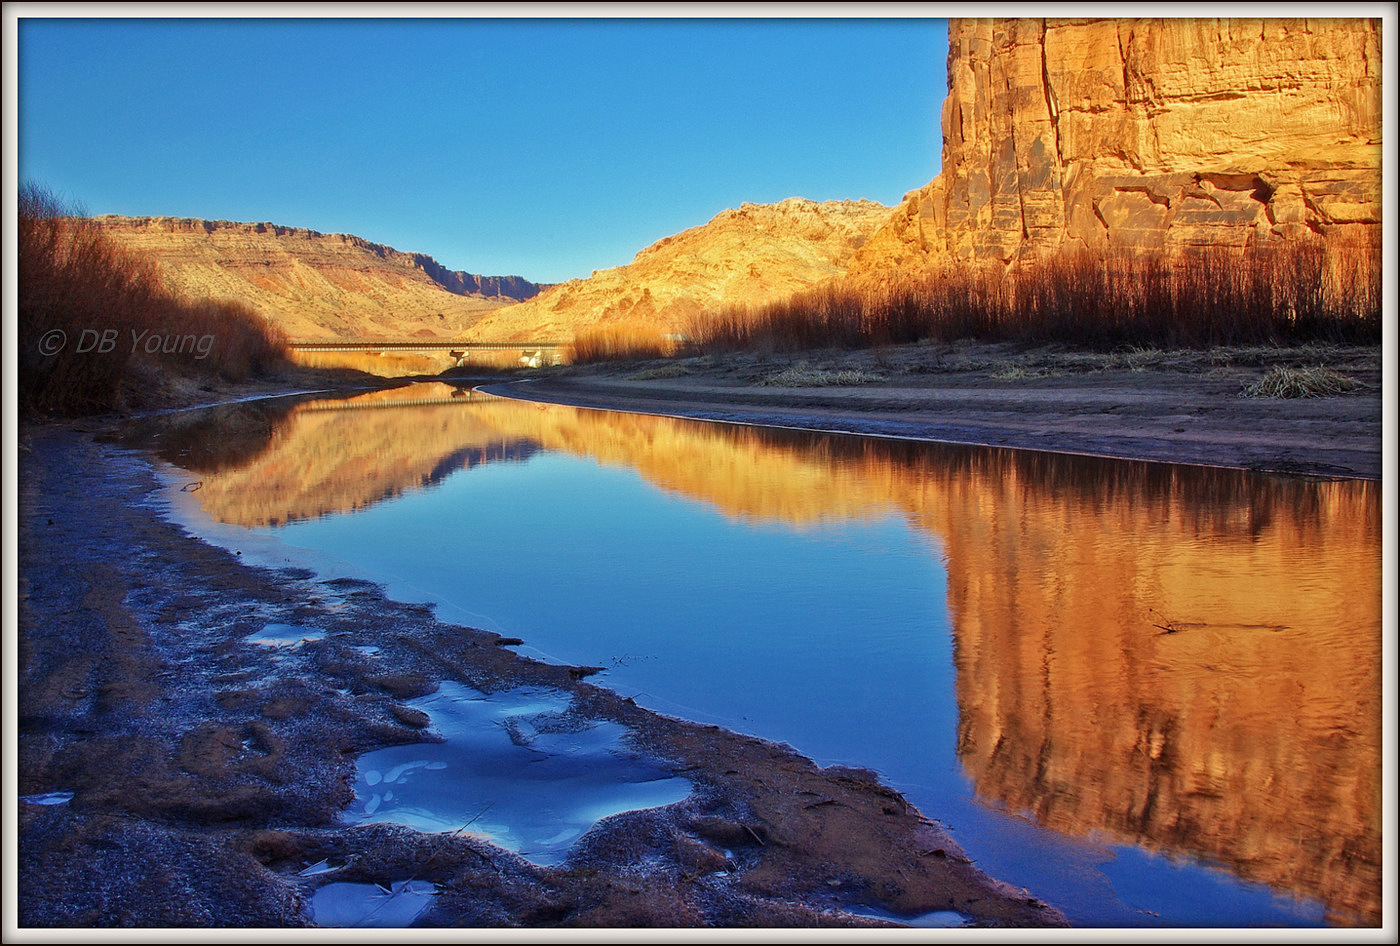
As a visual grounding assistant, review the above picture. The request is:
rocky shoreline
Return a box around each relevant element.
[15,419,1065,929]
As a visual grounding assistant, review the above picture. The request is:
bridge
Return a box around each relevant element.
[288,339,568,367]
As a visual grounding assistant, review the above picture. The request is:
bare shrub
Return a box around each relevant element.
[629,364,689,380]
[19,182,289,415]
[761,364,883,387]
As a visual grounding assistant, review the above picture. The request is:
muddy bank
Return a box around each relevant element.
[15,423,1065,929]
[490,343,1383,480]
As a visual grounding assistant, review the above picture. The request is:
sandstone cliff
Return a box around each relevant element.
[468,198,891,341]
[93,216,546,340]
[848,17,1382,282]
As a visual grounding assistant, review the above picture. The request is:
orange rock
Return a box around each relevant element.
[471,198,890,341]
[91,216,545,340]
[848,17,1383,282]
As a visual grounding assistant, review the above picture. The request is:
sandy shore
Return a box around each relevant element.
[15,419,1064,929]
[493,342,1383,480]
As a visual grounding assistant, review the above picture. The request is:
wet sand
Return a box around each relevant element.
[15,421,1064,929]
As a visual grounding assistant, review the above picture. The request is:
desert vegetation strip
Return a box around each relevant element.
[18,184,290,416]
[567,321,680,363]
[681,241,1381,356]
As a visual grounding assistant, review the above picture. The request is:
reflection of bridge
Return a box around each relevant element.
[288,339,567,367]
[297,387,503,413]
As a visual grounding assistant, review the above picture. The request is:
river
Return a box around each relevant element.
[124,380,1383,928]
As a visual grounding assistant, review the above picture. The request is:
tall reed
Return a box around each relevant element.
[688,239,1381,354]
[568,322,675,363]
[19,183,288,415]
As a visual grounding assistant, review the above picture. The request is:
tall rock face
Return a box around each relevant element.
[849,17,1382,280]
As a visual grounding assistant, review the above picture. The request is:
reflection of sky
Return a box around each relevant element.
[255,448,1331,928]
[273,453,957,765]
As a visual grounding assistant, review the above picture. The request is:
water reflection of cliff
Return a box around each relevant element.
[144,385,1381,925]
[929,455,1381,928]
[129,384,540,527]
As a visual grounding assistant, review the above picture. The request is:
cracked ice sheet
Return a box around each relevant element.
[347,681,691,865]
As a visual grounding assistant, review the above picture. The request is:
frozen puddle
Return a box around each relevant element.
[851,905,974,928]
[310,880,437,928]
[246,622,325,647]
[348,681,692,865]
[20,792,74,806]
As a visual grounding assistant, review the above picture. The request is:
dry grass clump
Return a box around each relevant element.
[761,364,883,387]
[989,363,1059,381]
[629,364,690,380]
[689,239,1380,355]
[19,183,288,415]
[568,322,676,363]
[1241,365,1364,399]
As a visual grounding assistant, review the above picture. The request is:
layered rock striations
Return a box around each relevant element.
[469,198,891,341]
[93,216,546,340]
[849,17,1382,281]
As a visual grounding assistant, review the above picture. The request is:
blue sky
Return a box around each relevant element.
[16,13,948,284]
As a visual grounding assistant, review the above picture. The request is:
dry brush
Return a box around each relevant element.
[19,183,289,415]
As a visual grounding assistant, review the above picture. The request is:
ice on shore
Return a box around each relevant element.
[347,681,691,865]
[245,622,325,648]
[310,880,437,928]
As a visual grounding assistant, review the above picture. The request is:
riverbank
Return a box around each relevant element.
[14,340,1383,929]
[14,420,1065,929]
[493,341,1384,480]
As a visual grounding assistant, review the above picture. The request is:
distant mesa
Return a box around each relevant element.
[92,215,548,341]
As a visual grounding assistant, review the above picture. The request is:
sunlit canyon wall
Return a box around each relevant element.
[848,17,1383,280]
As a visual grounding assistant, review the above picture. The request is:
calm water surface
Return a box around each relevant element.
[134,382,1383,928]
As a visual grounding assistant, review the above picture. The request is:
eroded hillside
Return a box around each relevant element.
[468,198,891,341]
[93,216,546,340]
